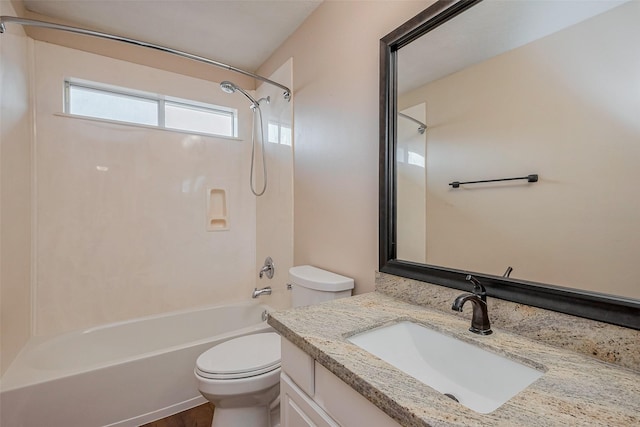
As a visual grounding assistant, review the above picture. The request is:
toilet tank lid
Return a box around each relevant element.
[289,265,354,292]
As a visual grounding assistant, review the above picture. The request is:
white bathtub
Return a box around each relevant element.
[0,301,273,427]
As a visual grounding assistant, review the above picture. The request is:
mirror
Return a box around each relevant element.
[379,0,640,329]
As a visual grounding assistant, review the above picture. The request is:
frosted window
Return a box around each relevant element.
[65,80,238,138]
[165,102,234,137]
[68,85,158,126]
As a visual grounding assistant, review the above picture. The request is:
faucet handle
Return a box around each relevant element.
[465,275,487,302]
[259,256,275,279]
[503,266,513,278]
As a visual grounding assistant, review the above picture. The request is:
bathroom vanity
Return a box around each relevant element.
[279,338,399,426]
[268,291,640,427]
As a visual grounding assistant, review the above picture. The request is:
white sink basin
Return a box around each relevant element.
[347,321,543,414]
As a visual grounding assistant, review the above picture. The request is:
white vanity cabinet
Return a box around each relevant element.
[281,373,340,427]
[280,338,401,427]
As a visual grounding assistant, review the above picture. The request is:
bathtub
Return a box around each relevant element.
[0,301,273,427]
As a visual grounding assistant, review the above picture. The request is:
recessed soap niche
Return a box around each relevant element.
[207,188,229,231]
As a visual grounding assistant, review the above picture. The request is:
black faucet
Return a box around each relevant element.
[451,275,492,335]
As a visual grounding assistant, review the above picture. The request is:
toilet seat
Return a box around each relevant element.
[196,332,281,380]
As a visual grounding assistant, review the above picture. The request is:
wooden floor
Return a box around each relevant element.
[140,403,214,427]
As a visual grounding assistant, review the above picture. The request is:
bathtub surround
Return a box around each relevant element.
[32,41,252,335]
[376,273,640,372]
[268,293,640,426]
[0,0,33,375]
[28,41,290,336]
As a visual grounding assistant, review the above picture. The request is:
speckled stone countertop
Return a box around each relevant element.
[268,292,640,427]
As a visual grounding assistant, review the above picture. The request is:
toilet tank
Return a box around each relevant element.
[289,265,354,307]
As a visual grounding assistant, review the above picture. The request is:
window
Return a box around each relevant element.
[64,79,238,138]
[267,120,292,146]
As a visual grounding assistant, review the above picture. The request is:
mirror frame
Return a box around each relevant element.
[379,0,640,330]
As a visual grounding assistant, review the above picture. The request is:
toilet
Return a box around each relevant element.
[194,265,355,427]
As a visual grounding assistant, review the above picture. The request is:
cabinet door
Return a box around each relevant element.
[314,363,401,427]
[281,374,340,427]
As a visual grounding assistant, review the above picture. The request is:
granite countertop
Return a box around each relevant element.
[268,292,640,427]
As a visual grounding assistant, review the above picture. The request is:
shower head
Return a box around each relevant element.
[220,80,260,109]
[220,81,237,94]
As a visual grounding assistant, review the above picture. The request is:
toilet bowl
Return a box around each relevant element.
[195,266,355,427]
[195,332,281,427]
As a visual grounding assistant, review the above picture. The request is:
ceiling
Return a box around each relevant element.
[22,0,323,72]
[398,0,629,95]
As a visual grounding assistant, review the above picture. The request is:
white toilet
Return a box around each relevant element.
[194,265,354,427]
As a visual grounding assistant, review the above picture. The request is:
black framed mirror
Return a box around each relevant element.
[379,0,640,330]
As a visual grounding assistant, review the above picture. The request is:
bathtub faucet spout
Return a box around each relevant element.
[252,286,272,298]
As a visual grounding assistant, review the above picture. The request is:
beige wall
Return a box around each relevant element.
[398,2,640,299]
[258,1,432,293]
[0,0,33,374]
[31,41,261,335]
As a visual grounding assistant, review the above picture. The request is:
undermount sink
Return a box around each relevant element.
[347,321,543,414]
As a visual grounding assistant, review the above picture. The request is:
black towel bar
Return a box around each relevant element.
[449,174,538,188]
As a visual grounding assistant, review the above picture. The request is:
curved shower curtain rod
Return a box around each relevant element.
[0,15,292,101]
[398,112,426,134]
